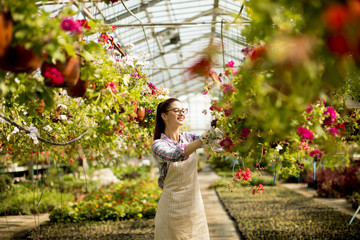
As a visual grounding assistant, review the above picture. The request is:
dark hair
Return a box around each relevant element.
[153,98,180,140]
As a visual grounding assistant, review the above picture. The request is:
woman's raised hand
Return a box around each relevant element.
[200,128,223,145]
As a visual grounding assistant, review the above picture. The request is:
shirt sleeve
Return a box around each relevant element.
[152,140,189,163]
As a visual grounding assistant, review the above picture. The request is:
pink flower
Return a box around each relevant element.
[209,105,222,112]
[224,107,232,116]
[328,127,340,136]
[226,60,235,67]
[202,90,208,95]
[240,128,250,137]
[44,66,64,86]
[323,106,337,126]
[61,17,82,34]
[310,150,323,159]
[298,140,310,153]
[69,158,74,163]
[221,83,236,95]
[145,109,153,114]
[297,126,314,140]
[306,105,313,113]
[209,71,220,82]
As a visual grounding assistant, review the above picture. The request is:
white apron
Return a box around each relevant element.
[154,152,210,240]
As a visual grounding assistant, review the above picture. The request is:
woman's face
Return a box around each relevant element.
[162,101,186,127]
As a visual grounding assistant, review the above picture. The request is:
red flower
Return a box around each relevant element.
[209,105,222,112]
[250,45,266,61]
[327,33,350,55]
[240,128,250,137]
[322,3,349,32]
[76,19,91,30]
[106,81,117,92]
[306,105,313,113]
[220,138,233,147]
[224,107,232,116]
[98,33,110,44]
[310,150,323,159]
[323,106,337,126]
[187,55,212,79]
[44,66,64,86]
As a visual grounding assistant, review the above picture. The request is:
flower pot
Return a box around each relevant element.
[0,11,13,57]
[137,107,146,122]
[0,45,43,73]
[66,78,89,97]
[41,55,80,88]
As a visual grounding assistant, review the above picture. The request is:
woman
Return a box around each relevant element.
[152,98,221,240]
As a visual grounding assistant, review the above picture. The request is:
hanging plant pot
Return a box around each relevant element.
[0,45,43,73]
[0,11,13,57]
[137,107,146,122]
[41,55,80,88]
[66,78,89,97]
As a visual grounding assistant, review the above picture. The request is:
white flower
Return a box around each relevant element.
[105,116,110,120]
[57,104,68,110]
[15,78,20,84]
[59,115,68,120]
[275,144,283,152]
[141,159,151,166]
[27,126,39,145]
[44,125,53,132]
[11,127,19,135]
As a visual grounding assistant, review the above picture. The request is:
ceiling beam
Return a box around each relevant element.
[104,0,164,24]
[209,0,219,46]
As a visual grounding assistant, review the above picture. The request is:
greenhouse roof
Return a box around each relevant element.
[43,0,248,98]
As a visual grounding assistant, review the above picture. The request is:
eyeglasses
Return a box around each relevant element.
[166,108,189,115]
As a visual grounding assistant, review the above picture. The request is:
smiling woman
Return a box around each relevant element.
[151,97,222,240]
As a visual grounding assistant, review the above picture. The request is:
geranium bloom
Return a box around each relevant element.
[226,60,234,67]
[106,81,117,92]
[187,55,212,79]
[61,17,82,34]
[224,107,232,116]
[236,168,252,182]
[44,66,64,86]
[98,33,110,43]
[252,184,264,194]
[310,150,323,158]
[323,106,337,126]
[240,128,250,137]
[202,90,208,95]
[76,19,91,30]
[221,83,236,95]
[209,105,222,112]
[298,140,310,153]
[220,138,233,147]
[328,127,340,136]
[145,109,152,114]
[306,105,313,113]
[297,126,314,140]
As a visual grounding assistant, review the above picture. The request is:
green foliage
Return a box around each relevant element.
[49,178,161,222]
[0,174,13,194]
[0,183,73,215]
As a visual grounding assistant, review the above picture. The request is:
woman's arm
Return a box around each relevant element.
[152,140,188,163]
[184,138,203,156]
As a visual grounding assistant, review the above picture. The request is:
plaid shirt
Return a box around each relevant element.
[152,131,200,189]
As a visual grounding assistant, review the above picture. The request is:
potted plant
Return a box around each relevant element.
[0,7,12,57]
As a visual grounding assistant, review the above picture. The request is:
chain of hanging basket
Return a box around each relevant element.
[0,113,88,146]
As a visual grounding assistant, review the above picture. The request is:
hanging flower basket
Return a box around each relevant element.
[41,55,80,88]
[66,78,89,97]
[0,11,12,57]
[137,107,146,122]
[0,45,43,73]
